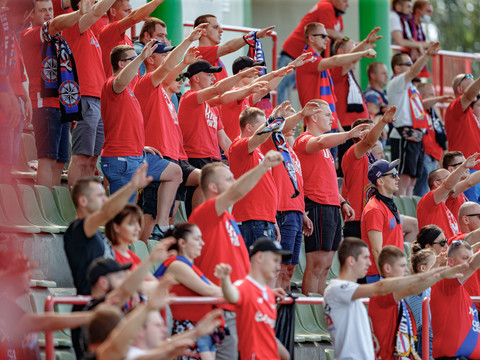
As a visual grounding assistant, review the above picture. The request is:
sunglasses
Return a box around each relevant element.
[466,213,480,217]
[447,239,469,257]
[399,62,413,67]
[176,74,187,82]
[432,239,447,247]
[120,55,137,62]
[449,161,464,168]
[380,171,398,179]
[312,33,329,39]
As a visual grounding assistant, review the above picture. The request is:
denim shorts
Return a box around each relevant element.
[196,334,217,353]
[101,152,170,200]
[276,210,303,265]
[32,107,70,162]
[238,220,276,249]
[71,96,104,156]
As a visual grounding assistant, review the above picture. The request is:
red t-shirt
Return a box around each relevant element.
[368,293,398,360]
[114,249,142,269]
[100,76,144,157]
[235,277,279,360]
[293,132,339,206]
[134,74,183,160]
[330,67,370,127]
[341,145,374,222]
[178,90,223,159]
[282,0,343,59]
[98,21,133,77]
[53,0,71,16]
[361,196,405,276]
[228,137,278,223]
[91,16,108,38]
[446,193,469,224]
[261,139,304,212]
[196,46,228,82]
[417,190,460,239]
[20,25,59,109]
[431,278,480,358]
[188,198,250,311]
[445,97,480,170]
[295,48,338,129]
[62,24,106,98]
[9,37,27,97]
[220,93,252,141]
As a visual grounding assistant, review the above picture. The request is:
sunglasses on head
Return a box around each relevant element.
[447,239,469,257]
[462,74,474,82]
[380,171,398,179]
[176,74,187,82]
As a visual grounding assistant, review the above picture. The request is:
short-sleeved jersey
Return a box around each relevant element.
[188,198,249,311]
[100,76,144,157]
[62,24,106,98]
[324,279,375,359]
[293,132,339,206]
[261,139,305,212]
[295,48,338,129]
[361,196,404,276]
[369,293,399,360]
[431,278,480,358]
[114,249,141,269]
[219,93,252,141]
[330,67,370,127]
[341,144,374,222]
[417,190,460,239]
[235,276,279,360]
[178,90,223,159]
[20,25,59,109]
[98,21,133,77]
[134,73,182,160]
[196,46,228,82]
[446,193,469,224]
[282,0,343,59]
[445,98,480,170]
[228,137,277,222]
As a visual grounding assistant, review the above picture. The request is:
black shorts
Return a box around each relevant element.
[304,199,342,253]
[343,220,361,239]
[177,159,197,201]
[390,138,424,178]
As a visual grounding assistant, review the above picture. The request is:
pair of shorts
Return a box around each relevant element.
[276,210,303,264]
[32,107,69,162]
[238,220,276,250]
[71,96,104,156]
[172,319,216,358]
[304,200,342,253]
[390,137,424,178]
[177,159,197,201]
[343,220,361,239]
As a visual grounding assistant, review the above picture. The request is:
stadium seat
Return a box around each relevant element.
[11,133,37,180]
[0,184,41,233]
[325,348,335,360]
[16,184,65,233]
[308,296,331,342]
[326,251,340,281]
[34,185,70,227]
[297,302,331,341]
[52,186,77,224]
[174,201,188,224]
[291,241,306,288]
[400,195,417,218]
[147,239,162,271]
[294,301,326,342]
[129,240,149,261]
[393,195,405,215]
[412,195,421,208]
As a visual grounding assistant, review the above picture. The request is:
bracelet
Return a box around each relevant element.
[340,200,350,207]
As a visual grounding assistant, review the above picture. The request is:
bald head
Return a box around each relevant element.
[427,168,449,190]
[458,201,480,233]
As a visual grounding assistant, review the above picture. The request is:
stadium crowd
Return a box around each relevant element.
[2,0,480,358]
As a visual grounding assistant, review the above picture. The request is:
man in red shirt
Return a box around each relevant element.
[98,0,164,77]
[20,0,93,188]
[189,150,283,360]
[417,154,479,239]
[445,73,480,203]
[293,99,368,295]
[193,14,274,82]
[278,0,349,103]
[100,41,183,238]
[361,159,404,282]
[215,238,290,360]
[62,0,116,190]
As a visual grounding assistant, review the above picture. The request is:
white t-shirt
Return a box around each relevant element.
[390,11,412,44]
[324,279,375,360]
[125,346,147,360]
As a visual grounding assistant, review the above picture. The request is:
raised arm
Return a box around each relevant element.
[404,42,439,84]
[451,170,480,198]
[18,311,93,334]
[421,95,455,110]
[217,25,275,58]
[318,49,376,72]
[78,0,115,34]
[161,47,201,87]
[354,106,396,159]
[117,0,164,34]
[461,76,480,111]
[305,124,370,153]
[214,150,283,215]
[83,164,152,237]
[391,30,427,53]
[282,101,322,134]
[433,153,480,205]
[48,0,93,36]
[214,263,239,303]
[208,81,268,107]
[351,27,382,53]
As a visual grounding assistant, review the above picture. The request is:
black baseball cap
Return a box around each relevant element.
[249,238,292,261]
[232,55,265,75]
[152,41,175,54]
[87,258,132,286]
[368,159,400,184]
[185,60,222,78]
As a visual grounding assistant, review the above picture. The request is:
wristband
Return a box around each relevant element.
[340,200,350,207]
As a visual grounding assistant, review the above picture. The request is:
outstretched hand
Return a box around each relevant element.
[290,52,312,67]
[348,123,370,139]
[183,47,202,65]
[256,25,276,38]
[272,100,291,119]
[149,237,176,263]
[463,153,480,170]
[301,101,323,118]
[365,27,382,45]
[214,263,232,279]
[130,163,153,189]
[426,41,440,56]
[381,106,397,124]
[188,23,208,42]
[140,39,159,59]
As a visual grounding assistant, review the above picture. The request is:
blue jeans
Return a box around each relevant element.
[464,168,480,204]
[197,334,216,353]
[101,152,169,201]
[239,220,276,250]
[413,154,438,197]
[276,52,296,103]
[276,211,303,264]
